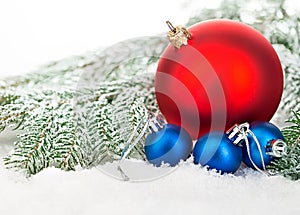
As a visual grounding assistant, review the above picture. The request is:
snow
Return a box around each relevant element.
[1,128,300,215]
[1,152,300,215]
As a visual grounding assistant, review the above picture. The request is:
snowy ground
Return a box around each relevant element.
[1,129,300,215]
[1,150,300,215]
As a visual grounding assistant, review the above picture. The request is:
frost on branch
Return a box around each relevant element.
[0,36,167,176]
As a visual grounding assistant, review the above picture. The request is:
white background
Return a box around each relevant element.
[0,0,221,78]
[1,0,299,78]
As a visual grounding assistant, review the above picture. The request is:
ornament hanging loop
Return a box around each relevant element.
[166,21,176,33]
[166,21,191,49]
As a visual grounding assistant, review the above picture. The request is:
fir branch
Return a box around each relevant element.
[1,36,165,175]
[79,73,156,166]
[3,90,86,176]
[268,111,300,180]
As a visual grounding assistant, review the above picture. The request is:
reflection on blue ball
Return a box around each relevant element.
[144,124,193,167]
[193,132,242,173]
[242,122,284,169]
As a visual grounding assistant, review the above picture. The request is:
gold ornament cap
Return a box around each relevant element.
[166,21,191,49]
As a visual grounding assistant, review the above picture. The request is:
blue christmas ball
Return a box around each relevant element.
[193,132,242,173]
[144,124,193,167]
[242,121,284,169]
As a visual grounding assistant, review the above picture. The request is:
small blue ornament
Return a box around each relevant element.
[193,132,243,174]
[242,121,286,169]
[144,124,193,167]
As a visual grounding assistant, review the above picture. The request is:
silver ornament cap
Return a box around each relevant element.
[265,139,287,158]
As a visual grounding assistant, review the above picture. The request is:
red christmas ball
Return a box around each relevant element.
[155,19,283,139]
